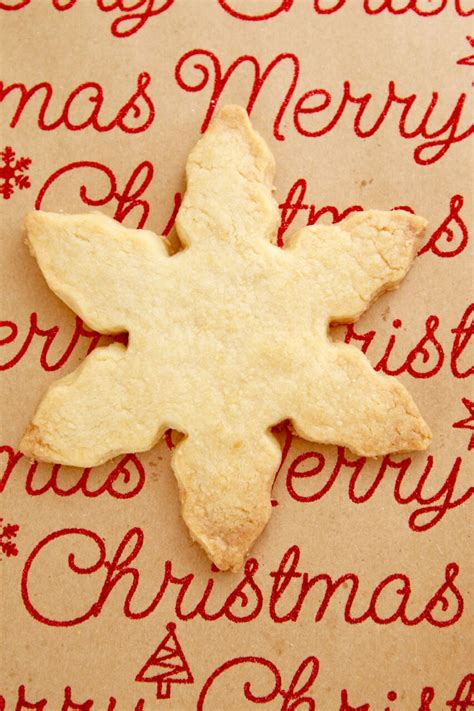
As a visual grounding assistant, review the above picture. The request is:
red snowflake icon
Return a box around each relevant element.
[0,146,31,200]
[457,36,474,67]
[453,398,474,451]
[136,622,194,699]
[0,518,19,559]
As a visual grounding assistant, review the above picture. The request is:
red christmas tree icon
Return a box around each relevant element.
[136,622,194,700]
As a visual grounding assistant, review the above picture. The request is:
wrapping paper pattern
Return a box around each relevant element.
[0,1,473,708]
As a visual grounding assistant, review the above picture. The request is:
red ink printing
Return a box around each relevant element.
[0,445,145,499]
[197,654,319,711]
[0,145,31,199]
[446,674,474,710]
[175,49,474,165]
[136,622,194,699]
[216,0,473,20]
[457,36,474,66]
[286,446,472,533]
[453,398,474,451]
[1,306,470,386]
[343,305,473,380]
[418,195,469,259]
[34,159,180,233]
[0,517,19,559]
[1,0,472,39]
[451,304,474,379]
[0,72,154,133]
[2,673,473,709]
[21,527,464,628]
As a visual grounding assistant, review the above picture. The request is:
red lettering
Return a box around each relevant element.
[61,686,92,710]
[0,445,23,493]
[0,0,30,8]
[174,49,473,164]
[278,178,310,245]
[281,656,319,710]
[175,49,299,140]
[313,0,346,12]
[0,0,175,34]
[21,528,107,627]
[14,685,46,710]
[375,315,444,378]
[1,0,471,30]
[340,689,370,711]
[268,544,463,627]
[286,448,473,532]
[277,178,363,244]
[399,91,474,165]
[1,688,146,710]
[293,85,346,138]
[419,686,436,711]
[418,195,469,258]
[278,181,468,255]
[35,159,180,234]
[345,315,445,379]
[22,530,464,628]
[0,73,154,132]
[112,160,154,228]
[0,313,101,373]
[446,674,474,710]
[35,161,116,211]
[0,446,145,498]
[455,0,474,17]
[215,0,472,20]
[216,0,292,21]
[217,559,263,623]
[451,304,474,379]
[287,449,340,503]
[197,656,281,710]
[422,563,464,627]
[96,0,174,38]
[344,322,375,352]
[392,455,473,532]
[197,654,319,711]
[364,0,448,16]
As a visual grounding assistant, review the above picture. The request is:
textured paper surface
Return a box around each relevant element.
[1,1,473,708]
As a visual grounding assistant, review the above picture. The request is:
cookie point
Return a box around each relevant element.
[24,209,41,231]
[412,215,428,237]
[212,550,246,573]
[216,104,250,127]
[19,423,38,459]
[415,421,433,450]
[24,209,58,237]
[392,210,428,238]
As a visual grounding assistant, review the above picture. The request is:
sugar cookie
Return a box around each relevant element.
[21,105,431,570]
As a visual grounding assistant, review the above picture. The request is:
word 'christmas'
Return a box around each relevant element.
[22,528,463,628]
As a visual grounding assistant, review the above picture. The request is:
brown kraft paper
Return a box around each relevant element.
[0,1,473,709]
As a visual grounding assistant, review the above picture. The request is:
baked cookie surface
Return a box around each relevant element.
[21,105,431,570]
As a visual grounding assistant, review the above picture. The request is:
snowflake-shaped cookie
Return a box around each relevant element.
[21,106,431,570]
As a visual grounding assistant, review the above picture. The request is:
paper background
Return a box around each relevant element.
[1,1,473,708]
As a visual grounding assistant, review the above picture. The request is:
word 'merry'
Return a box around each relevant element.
[1,53,473,165]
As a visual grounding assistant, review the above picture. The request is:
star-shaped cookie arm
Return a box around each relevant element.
[25,211,168,334]
[286,210,427,323]
[20,343,167,466]
[292,343,432,457]
[176,105,280,247]
[172,430,281,571]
